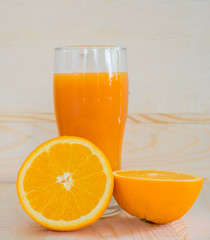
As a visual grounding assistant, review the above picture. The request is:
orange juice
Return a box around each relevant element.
[53,72,128,170]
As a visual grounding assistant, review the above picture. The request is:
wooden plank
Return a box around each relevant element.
[0,113,209,182]
[0,0,210,114]
[123,114,210,180]
[0,182,209,239]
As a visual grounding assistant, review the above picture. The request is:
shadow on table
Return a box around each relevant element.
[28,212,188,239]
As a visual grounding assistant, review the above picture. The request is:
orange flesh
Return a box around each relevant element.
[115,170,198,180]
[23,143,106,221]
[53,72,128,171]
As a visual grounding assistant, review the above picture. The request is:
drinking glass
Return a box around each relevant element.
[53,45,128,217]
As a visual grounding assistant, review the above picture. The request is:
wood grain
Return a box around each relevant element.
[0,112,209,182]
[0,0,210,114]
[0,182,210,240]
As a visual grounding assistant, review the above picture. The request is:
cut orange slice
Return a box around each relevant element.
[113,170,203,224]
[17,136,113,231]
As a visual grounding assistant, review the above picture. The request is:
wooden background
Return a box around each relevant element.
[0,0,210,182]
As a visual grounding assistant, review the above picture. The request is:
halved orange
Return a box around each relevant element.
[17,136,113,231]
[113,170,203,224]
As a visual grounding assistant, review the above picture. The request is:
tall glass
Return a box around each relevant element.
[53,45,128,216]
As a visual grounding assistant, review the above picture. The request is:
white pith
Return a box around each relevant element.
[57,172,74,191]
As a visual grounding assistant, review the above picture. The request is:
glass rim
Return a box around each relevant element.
[55,45,126,51]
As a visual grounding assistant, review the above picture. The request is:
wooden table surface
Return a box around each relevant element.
[0,113,210,239]
[1,181,209,240]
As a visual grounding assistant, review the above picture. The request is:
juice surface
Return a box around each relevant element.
[53,72,128,171]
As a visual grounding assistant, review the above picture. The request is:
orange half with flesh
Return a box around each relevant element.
[113,170,203,224]
[17,136,113,231]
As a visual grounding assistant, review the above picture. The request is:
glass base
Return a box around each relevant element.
[102,196,121,218]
